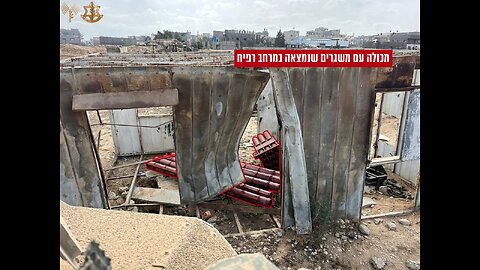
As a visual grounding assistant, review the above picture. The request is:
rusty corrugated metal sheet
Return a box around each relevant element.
[270,68,312,234]
[401,89,420,161]
[60,71,108,208]
[270,67,377,222]
[60,64,268,206]
[172,67,270,202]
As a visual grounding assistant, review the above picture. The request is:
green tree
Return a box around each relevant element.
[274,30,285,47]
[154,31,163,40]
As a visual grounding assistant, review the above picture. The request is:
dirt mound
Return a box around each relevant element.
[60,44,106,60]
[124,45,152,54]
[60,201,237,269]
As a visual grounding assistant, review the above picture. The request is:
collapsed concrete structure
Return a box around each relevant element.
[60,51,419,236]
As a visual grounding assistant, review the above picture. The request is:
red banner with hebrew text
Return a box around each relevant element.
[234,49,392,68]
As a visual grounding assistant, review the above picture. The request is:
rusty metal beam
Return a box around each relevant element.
[375,55,419,89]
[270,68,312,234]
[72,89,179,111]
[60,72,108,208]
[60,66,174,95]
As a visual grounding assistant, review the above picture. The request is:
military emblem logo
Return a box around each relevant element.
[81,1,103,23]
[61,2,79,23]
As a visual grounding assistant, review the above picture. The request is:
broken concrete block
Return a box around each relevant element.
[399,219,412,226]
[359,224,370,235]
[386,222,397,231]
[370,257,387,269]
[405,260,420,270]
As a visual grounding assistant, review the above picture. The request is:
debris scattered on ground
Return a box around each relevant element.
[359,224,370,235]
[347,230,357,239]
[378,179,414,199]
[364,185,376,194]
[373,218,383,225]
[202,210,213,221]
[387,222,397,231]
[378,186,389,195]
[405,259,420,270]
[145,170,158,178]
[108,191,119,200]
[362,197,376,208]
[399,219,412,226]
[370,256,387,269]
[115,197,125,205]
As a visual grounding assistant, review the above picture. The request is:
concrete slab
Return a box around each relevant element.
[131,187,181,205]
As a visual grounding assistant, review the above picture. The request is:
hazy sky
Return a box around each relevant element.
[60,0,420,40]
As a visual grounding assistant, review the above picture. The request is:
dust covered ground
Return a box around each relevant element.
[93,113,419,270]
[60,44,106,60]
[226,212,419,270]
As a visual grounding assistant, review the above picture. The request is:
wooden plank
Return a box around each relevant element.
[369,156,401,167]
[60,71,107,208]
[346,68,377,220]
[196,201,281,215]
[191,69,211,201]
[72,89,179,111]
[104,159,150,171]
[131,187,181,205]
[233,212,244,234]
[315,68,340,209]
[271,215,282,228]
[172,72,195,202]
[361,210,413,220]
[110,203,162,209]
[301,68,323,203]
[331,68,358,219]
[196,206,201,218]
[223,228,282,238]
[125,155,143,205]
[271,68,312,234]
